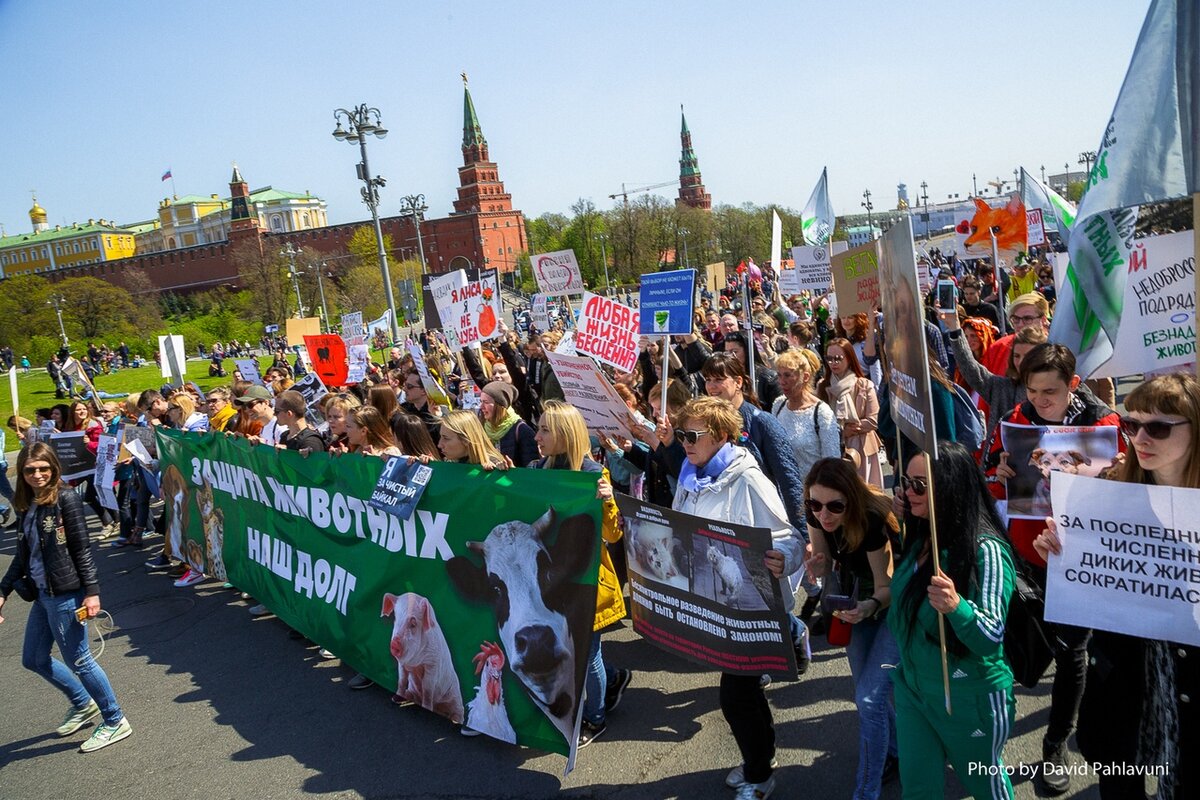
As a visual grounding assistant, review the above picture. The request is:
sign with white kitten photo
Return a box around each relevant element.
[614,494,797,678]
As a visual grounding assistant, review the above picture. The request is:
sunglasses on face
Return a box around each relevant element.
[23,466,52,475]
[675,429,711,445]
[1119,416,1190,440]
[806,498,847,515]
[901,475,928,495]
[825,355,844,363]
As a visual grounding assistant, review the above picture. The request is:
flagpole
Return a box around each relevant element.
[170,173,177,198]
[1194,192,1199,381]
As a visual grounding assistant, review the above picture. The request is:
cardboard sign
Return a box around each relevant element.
[638,269,696,335]
[368,457,434,520]
[1026,208,1046,247]
[158,335,186,385]
[303,334,349,387]
[1046,474,1200,647]
[235,359,264,386]
[543,350,639,440]
[49,431,96,481]
[407,343,453,409]
[119,423,157,460]
[788,245,832,293]
[575,292,639,371]
[531,249,584,295]
[285,317,322,348]
[704,261,727,294]
[830,240,881,317]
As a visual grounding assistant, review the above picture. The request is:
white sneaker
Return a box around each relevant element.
[733,776,776,800]
[726,759,779,788]
[79,716,132,752]
[173,568,205,588]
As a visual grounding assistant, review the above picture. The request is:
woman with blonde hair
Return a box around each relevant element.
[531,400,628,747]
[437,410,505,468]
[166,394,209,433]
[323,393,361,454]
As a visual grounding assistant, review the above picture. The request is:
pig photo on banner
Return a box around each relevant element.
[155,428,604,771]
[999,422,1119,520]
[614,494,796,679]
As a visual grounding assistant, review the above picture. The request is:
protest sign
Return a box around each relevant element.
[878,218,937,457]
[788,245,832,293]
[1026,208,1046,247]
[235,359,264,386]
[1089,230,1195,379]
[1046,474,1200,647]
[119,423,157,459]
[158,335,186,386]
[285,317,321,348]
[49,431,96,480]
[8,365,17,421]
[156,428,602,767]
[543,350,638,440]
[531,294,549,330]
[439,269,502,350]
[638,269,696,335]
[60,356,99,405]
[555,331,578,356]
[614,495,796,678]
[575,292,639,372]
[999,422,1119,519]
[94,434,120,511]
[407,343,453,409]
[704,262,727,294]
[830,240,881,317]
[459,380,482,411]
[367,310,392,352]
[368,457,434,520]
[341,311,365,340]
[345,346,369,385]
[429,270,468,331]
[531,249,584,295]
[292,371,328,414]
[303,334,349,387]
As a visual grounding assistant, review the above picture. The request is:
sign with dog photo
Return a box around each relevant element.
[999,422,1119,520]
[155,429,603,770]
[613,495,797,679]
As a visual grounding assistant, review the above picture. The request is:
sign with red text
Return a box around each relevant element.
[543,350,638,441]
[575,292,639,371]
[1026,208,1046,247]
[532,249,584,295]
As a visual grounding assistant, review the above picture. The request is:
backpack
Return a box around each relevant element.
[949,383,986,452]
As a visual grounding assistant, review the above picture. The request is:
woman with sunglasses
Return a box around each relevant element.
[672,396,801,799]
[802,457,900,800]
[1034,373,1199,799]
[983,342,1123,794]
[818,338,884,489]
[891,441,1016,799]
[0,443,133,752]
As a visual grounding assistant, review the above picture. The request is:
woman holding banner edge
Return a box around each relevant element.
[1034,373,1199,799]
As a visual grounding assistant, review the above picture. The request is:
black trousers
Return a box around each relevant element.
[1028,561,1092,744]
[719,673,775,784]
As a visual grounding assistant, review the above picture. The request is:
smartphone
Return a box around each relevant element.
[936,279,957,312]
[75,607,89,623]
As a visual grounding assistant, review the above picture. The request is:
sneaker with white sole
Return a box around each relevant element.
[79,716,132,752]
[248,604,271,616]
[733,776,776,800]
[173,568,205,588]
[726,759,780,788]
[604,668,633,713]
[56,701,100,736]
[144,553,172,569]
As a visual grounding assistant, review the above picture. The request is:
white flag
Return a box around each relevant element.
[801,167,835,246]
[1050,0,1198,377]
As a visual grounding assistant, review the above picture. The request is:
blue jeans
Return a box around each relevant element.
[582,632,614,725]
[845,616,899,800]
[0,460,13,504]
[22,590,124,726]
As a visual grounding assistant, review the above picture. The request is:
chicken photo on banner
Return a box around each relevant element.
[303,334,349,387]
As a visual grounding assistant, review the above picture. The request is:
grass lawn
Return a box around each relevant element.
[3,357,278,426]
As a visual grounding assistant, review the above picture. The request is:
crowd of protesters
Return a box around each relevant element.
[1,249,1196,800]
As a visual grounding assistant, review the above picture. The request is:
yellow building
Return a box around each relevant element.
[0,197,136,278]
[136,185,328,254]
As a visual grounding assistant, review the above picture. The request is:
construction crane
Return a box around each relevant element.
[609,180,678,206]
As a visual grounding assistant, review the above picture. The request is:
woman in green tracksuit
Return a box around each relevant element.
[889,441,1016,800]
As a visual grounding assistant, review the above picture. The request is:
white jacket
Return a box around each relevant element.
[672,447,803,585]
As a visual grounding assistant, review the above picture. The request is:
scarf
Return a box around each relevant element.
[1138,641,1179,799]
[677,442,737,493]
[483,406,521,444]
[828,371,860,424]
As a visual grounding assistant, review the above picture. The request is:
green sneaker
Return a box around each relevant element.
[79,716,132,752]
[56,701,100,736]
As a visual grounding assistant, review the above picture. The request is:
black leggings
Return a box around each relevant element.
[719,673,775,784]
[1029,562,1092,744]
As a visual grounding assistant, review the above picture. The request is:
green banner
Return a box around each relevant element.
[156,429,602,763]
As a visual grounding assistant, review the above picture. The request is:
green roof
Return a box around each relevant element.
[167,186,316,207]
[0,221,135,248]
[463,86,487,149]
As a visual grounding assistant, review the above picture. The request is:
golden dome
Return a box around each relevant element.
[29,196,48,224]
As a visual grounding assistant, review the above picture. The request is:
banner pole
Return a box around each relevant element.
[660,336,671,428]
[924,450,953,716]
[742,274,757,392]
[990,230,1006,328]
[1194,192,1198,381]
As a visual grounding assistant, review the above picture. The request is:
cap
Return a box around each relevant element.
[233,385,272,405]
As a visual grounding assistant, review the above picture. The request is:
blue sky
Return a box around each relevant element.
[0,1,1151,234]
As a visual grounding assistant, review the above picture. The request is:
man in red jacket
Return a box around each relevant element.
[982,342,1124,795]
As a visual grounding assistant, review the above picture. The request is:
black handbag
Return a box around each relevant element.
[11,576,38,602]
[1004,565,1055,689]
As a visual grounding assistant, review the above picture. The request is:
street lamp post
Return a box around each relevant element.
[400,193,428,274]
[281,242,305,318]
[972,173,978,197]
[861,189,875,238]
[596,233,610,294]
[679,227,690,271]
[1040,164,1046,184]
[919,181,930,239]
[333,103,401,343]
[47,294,68,346]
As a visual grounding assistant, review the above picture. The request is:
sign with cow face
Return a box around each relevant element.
[303,334,348,387]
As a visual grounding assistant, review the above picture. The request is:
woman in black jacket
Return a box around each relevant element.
[479,381,538,466]
[0,442,132,752]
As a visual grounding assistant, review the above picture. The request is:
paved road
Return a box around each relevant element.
[1,517,1101,800]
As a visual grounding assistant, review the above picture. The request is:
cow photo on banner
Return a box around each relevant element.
[155,429,603,770]
[614,495,796,678]
[999,423,1119,520]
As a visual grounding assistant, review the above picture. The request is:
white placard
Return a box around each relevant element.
[555,331,578,356]
[531,249,584,295]
[341,311,364,339]
[158,335,186,385]
[235,359,264,386]
[575,292,639,371]
[531,294,550,330]
[8,365,17,421]
[1046,473,1200,647]
[1026,208,1046,247]
[789,245,832,293]
[94,434,120,511]
[543,350,637,440]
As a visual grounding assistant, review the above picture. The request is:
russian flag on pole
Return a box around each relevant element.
[161,169,172,182]
[1049,0,1198,378]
